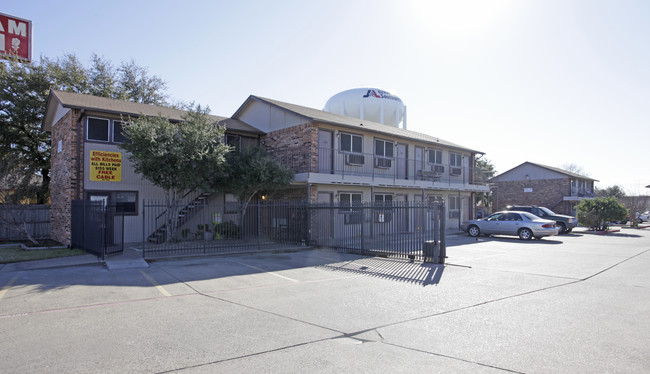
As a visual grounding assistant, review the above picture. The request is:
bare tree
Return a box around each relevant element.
[620,186,650,227]
[561,164,589,177]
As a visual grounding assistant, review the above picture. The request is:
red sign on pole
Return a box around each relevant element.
[0,12,32,62]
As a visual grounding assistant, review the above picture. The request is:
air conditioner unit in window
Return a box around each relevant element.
[374,157,392,168]
[433,165,445,173]
[345,154,365,166]
[450,167,462,175]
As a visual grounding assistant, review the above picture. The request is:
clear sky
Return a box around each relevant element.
[3,0,649,192]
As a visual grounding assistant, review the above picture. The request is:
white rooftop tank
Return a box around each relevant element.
[323,88,407,129]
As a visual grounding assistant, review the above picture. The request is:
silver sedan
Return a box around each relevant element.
[461,211,559,240]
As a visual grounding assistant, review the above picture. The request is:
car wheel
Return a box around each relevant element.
[557,222,567,234]
[518,228,533,240]
[468,225,480,237]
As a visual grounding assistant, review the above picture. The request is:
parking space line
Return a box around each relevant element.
[139,271,171,297]
[0,277,17,301]
[233,261,300,283]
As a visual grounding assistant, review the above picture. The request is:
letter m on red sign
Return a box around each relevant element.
[0,12,32,62]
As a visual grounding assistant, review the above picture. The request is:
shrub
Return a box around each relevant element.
[214,221,241,239]
[576,197,627,231]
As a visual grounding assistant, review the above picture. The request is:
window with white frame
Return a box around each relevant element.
[449,152,462,167]
[448,195,460,218]
[340,192,362,224]
[374,193,393,223]
[87,117,110,142]
[340,133,363,154]
[427,148,443,164]
[87,117,132,144]
[374,139,394,158]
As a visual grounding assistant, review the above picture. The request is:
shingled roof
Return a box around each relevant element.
[42,90,263,134]
[234,95,484,154]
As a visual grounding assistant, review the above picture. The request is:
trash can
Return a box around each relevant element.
[423,240,440,263]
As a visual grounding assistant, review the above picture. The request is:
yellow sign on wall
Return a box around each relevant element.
[90,150,122,182]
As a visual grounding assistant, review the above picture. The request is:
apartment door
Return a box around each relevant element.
[316,192,334,244]
[415,146,424,179]
[413,194,424,232]
[397,144,407,180]
[395,194,408,232]
[318,130,333,173]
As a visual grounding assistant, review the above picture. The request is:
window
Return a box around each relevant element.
[374,139,394,158]
[88,117,131,144]
[340,133,363,154]
[87,191,138,215]
[427,149,442,164]
[113,121,130,143]
[225,134,241,150]
[224,194,239,214]
[450,152,462,167]
[374,194,393,223]
[115,191,137,214]
[448,195,460,219]
[340,192,362,224]
[87,118,109,142]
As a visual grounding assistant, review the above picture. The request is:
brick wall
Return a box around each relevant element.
[50,109,83,246]
[263,122,319,173]
[493,178,572,214]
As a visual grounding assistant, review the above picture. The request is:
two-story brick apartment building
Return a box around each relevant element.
[43,90,262,246]
[490,161,597,216]
[232,95,489,225]
[43,90,489,246]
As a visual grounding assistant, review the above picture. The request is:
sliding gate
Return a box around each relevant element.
[309,200,446,262]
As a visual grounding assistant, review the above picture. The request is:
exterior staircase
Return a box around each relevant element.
[147,193,212,244]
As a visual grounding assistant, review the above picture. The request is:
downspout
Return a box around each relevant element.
[76,109,85,200]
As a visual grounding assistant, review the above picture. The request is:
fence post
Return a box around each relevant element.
[439,201,446,264]
[142,200,146,255]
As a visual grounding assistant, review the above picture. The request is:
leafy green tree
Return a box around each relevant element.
[576,197,627,231]
[0,57,52,203]
[216,146,294,226]
[0,53,169,202]
[119,107,229,241]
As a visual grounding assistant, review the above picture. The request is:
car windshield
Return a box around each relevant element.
[538,207,555,215]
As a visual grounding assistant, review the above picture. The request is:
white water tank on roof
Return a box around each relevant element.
[323,88,406,129]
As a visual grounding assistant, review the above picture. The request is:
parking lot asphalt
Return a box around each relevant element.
[0,227,648,373]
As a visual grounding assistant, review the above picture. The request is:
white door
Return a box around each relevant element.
[397,144,407,180]
[318,130,333,173]
[415,147,424,179]
[316,192,333,242]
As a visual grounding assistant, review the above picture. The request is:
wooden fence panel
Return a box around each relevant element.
[0,204,50,241]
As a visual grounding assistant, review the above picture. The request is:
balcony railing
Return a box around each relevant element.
[570,187,595,198]
[267,147,491,186]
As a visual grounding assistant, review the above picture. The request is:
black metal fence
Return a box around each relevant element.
[141,200,445,262]
[71,200,125,260]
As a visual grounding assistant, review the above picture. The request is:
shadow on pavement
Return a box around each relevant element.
[0,249,448,294]
[316,256,445,286]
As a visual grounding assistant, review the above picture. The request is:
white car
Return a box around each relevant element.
[638,211,650,223]
[461,211,560,240]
